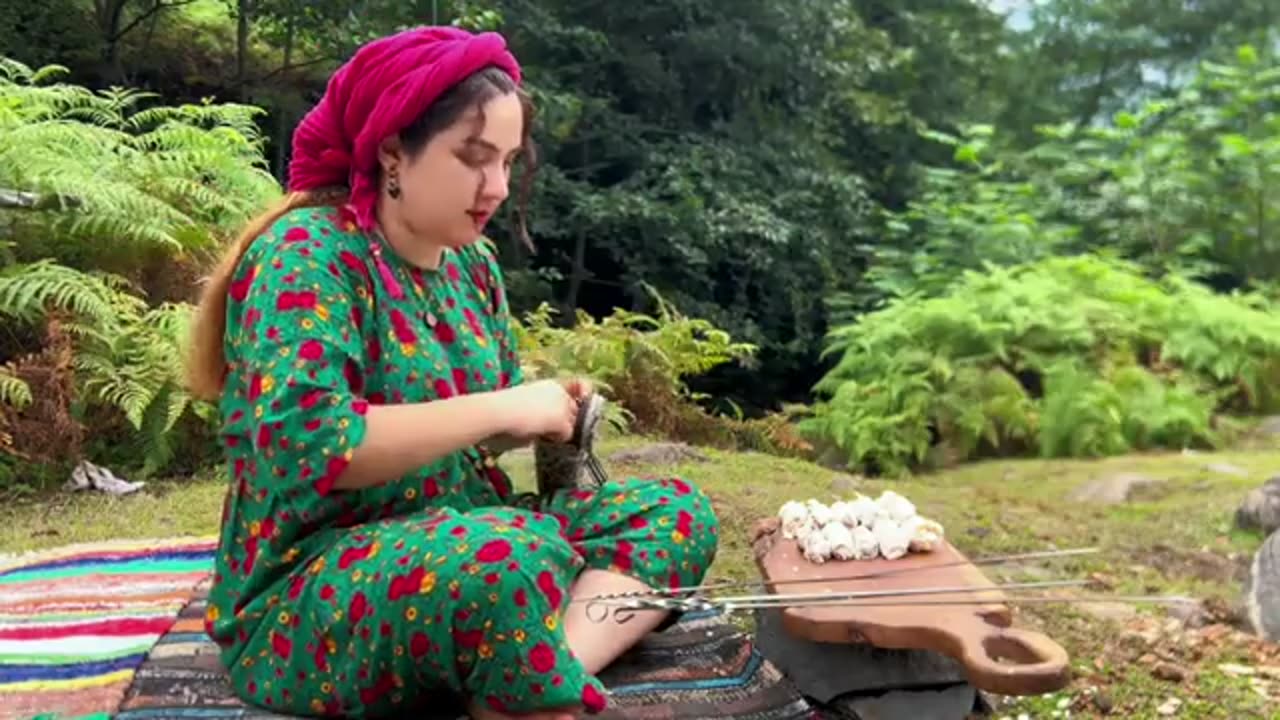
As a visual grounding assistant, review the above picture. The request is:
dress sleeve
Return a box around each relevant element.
[222,225,371,498]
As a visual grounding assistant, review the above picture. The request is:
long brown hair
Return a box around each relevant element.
[184,66,537,402]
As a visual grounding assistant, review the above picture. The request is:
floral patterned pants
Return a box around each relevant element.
[226,477,719,717]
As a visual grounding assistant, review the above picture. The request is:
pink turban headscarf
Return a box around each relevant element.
[287,26,522,297]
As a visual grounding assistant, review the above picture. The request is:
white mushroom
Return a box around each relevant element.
[821,521,857,561]
[850,525,879,560]
[805,499,835,527]
[778,500,812,539]
[829,500,861,528]
[800,526,833,563]
[873,517,911,560]
[875,490,917,523]
[849,494,880,528]
[904,515,945,553]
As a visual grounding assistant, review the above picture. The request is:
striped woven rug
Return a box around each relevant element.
[119,586,818,720]
[0,536,218,720]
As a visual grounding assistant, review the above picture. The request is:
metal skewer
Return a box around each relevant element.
[583,578,1092,623]
[573,546,1103,605]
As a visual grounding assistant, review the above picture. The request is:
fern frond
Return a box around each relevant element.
[0,369,32,409]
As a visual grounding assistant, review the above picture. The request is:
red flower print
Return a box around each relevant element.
[276,290,318,311]
[339,250,370,281]
[447,263,462,283]
[344,359,363,393]
[669,477,692,496]
[677,510,694,536]
[536,571,563,608]
[338,542,375,570]
[476,539,512,563]
[314,455,347,496]
[389,309,417,343]
[255,424,272,449]
[358,673,395,707]
[514,588,528,607]
[367,337,382,363]
[299,339,325,361]
[454,628,484,649]
[299,389,324,410]
[629,515,648,530]
[320,585,336,601]
[229,265,257,302]
[243,536,258,574]
[271,630,292,659]
[434,320,457,344]
[464,307,485,338]
[313,643,329,671]
[613,540,635,571]
[529,642,556,673]
[582,684,607,712]
[433,377,455,399]
[423,476,440,498]
[452,367,469,394]
[351,398,369,416]
[410,631,431,658]
[283,226,310,242]
[248,373,263,401]
[349,591,369,624]
[388,566,425,601]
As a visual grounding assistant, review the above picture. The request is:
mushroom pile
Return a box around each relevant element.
[776,491,945,564]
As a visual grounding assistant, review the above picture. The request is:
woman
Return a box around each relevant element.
[184,26,719,720]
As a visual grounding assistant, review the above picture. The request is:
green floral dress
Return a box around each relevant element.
[204,204,720,718]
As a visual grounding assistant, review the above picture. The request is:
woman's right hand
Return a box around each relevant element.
[496,379,579,444]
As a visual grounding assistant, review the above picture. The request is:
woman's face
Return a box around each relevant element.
[385,92,524,249]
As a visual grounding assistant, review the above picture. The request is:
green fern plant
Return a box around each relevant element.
[0,57,279,266]
[806,254,1280,474]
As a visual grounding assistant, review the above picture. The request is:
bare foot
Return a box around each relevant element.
[466,700,579,720]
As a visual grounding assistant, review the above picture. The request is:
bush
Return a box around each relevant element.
[802,254,1280,475]
[0,57,279,480]
[513,291,812,455]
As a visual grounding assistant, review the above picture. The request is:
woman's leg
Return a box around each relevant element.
[225,506,608,719]
[545,476,721,675]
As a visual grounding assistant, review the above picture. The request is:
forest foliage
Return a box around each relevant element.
[1,0,1279,484]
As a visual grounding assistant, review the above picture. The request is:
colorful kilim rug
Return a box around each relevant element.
[0,537,218,720]
[1,536,817,720]
[119,585,818,720]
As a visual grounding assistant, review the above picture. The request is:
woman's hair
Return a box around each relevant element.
[184,66,537,402]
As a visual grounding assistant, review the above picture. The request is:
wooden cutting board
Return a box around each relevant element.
[751,520,1071,697]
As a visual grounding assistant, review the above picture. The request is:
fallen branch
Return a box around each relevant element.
[0,188,83,210]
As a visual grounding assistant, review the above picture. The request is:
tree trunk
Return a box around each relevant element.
[561,140,590,323]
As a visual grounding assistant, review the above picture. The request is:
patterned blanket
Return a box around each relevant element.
[0,537,218,720]
[0,537,816,720]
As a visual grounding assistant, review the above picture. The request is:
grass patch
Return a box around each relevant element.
[1,439,1278,716]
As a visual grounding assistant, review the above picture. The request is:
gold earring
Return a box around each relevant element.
[387,169,401,199]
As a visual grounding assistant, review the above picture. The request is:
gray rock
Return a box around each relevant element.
[605,442,709,466]
[752,607,969,702]
[1205,462,1249,478]
[1243,529,1280,642]
[1166,598,1211,628]
[829,474,861,494]
[1235,476,1280,535]
[1069,473,1165,505]
[1077,601,1138,622]
[833,684,980,720]
[1257,416,1280,436]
